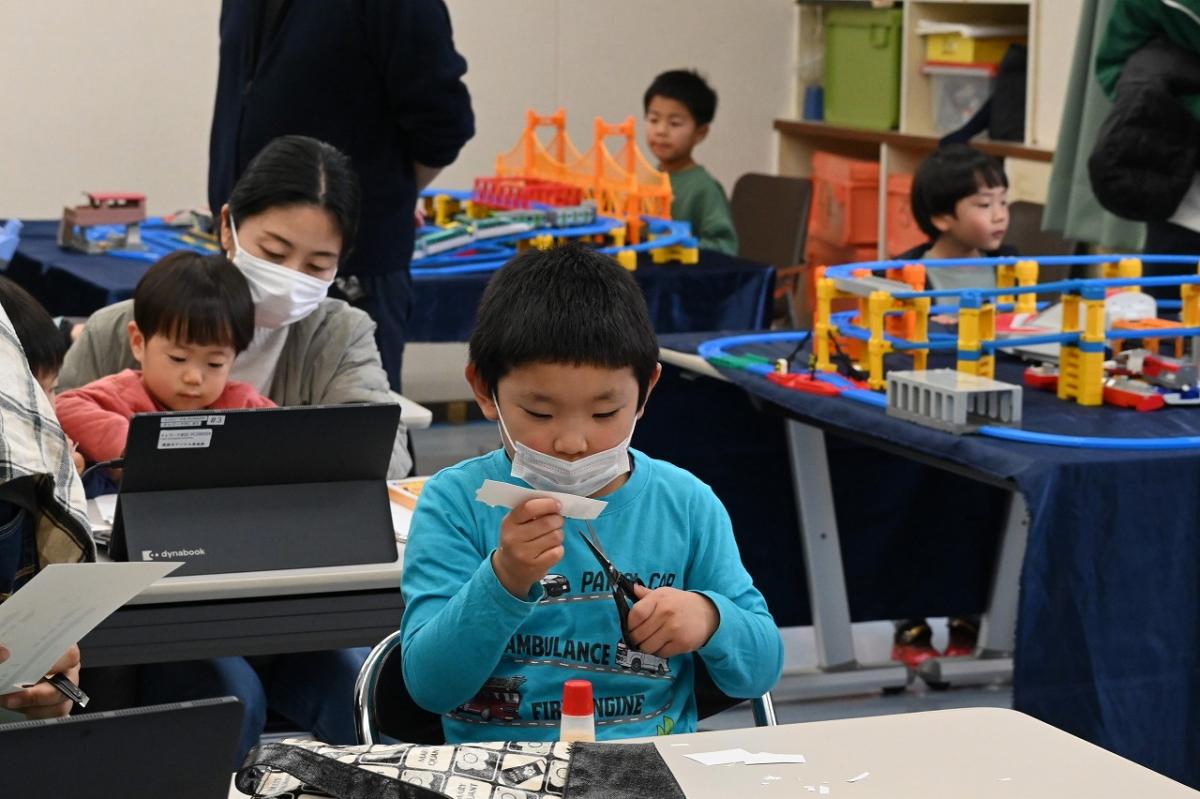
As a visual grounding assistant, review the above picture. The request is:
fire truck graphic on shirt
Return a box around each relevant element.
[456,676,528,722]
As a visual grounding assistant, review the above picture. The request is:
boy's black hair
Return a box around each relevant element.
[469,244,659,408]
[0,276,65,380]
[911,144,1009,239]
[643,69,718,127]
[228,135,361,262]
[133,252,255,354]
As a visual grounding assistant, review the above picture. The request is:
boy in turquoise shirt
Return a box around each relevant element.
[401,244,782,742]
[644,69,738,255]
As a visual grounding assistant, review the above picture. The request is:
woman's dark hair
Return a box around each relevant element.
[133,252,255,353]
[469,244,659,408]
[911,144,1009,239]
[227,135,361,260]
[0,276,65,380]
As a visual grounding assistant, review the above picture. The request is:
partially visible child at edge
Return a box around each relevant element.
[644,69,738,255]
[55,251,275,479]
[0,277,84,475]
[401,243,782,742]
[892,143,1014,667]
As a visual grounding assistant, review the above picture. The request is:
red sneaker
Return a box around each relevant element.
[891,622,939,669]
[943,616,980,658]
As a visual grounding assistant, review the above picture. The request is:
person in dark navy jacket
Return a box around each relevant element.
[208,0,475,390]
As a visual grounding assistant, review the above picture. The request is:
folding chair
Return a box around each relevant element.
[354,629,777,745]
[730,173,814,327]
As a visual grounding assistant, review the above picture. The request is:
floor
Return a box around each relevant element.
[410,420,1014,731]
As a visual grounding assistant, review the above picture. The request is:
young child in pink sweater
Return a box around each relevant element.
[57,251,274,464]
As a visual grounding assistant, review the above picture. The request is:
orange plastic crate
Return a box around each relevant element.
[886,173,927,256]
[810,152,880,246]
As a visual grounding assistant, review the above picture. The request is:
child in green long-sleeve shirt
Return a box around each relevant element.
[644,69,738,255]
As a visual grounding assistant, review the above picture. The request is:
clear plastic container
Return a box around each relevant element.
[923,63,998,134]
[560,679,595,743]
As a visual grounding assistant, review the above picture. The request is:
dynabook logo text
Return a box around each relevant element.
[141,548,207,560]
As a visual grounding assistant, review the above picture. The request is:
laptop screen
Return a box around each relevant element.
[0,697,243,799]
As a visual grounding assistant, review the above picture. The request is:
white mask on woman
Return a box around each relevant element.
[494,396,637,497]
[229,219,333,329]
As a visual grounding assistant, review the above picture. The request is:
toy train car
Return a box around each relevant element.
[471,216,533,240]
[414,226,473,258]
[546,200,597,228]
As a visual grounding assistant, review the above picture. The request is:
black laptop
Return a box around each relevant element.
[0,697,243,798]
[110,403,401,577]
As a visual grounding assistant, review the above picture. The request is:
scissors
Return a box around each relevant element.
[577,521,643,649]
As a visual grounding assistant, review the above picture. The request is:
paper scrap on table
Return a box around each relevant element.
[475,479,607,520]
[744,752,807,765]
[846,772,869,783]
[998,777,1012,782]
[819,787,830,796]
[94,494,117,524]
[763,776,781,781]
[0,562,179,691]
[390,501,411,543]
[683,748,755,766]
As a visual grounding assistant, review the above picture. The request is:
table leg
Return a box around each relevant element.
[918,489,1028,686]
[780,419,909,697]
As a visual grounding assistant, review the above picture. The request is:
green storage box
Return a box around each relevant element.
[823,7,903,130]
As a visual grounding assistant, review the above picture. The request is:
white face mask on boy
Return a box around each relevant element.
[493,397,637,497]
[229,219,332,329]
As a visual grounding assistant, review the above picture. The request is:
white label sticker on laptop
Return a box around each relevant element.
[157,429,213,449]
[160,417,204,428]
[206,415,225,426]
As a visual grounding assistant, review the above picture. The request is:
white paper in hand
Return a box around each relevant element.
[0,562,179,691]
[475,479,607,520]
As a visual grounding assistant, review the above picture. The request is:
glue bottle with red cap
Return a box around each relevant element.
[560,679,595,742]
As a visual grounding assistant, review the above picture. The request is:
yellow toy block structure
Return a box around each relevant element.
[812,266,930,389]
[1102,257,1142,293]
[650,243,700,265]
[1015,260,1040,314]
[955,293,996,379]
[1056,289,1105,406]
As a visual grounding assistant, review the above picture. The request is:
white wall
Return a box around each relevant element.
[0,2,221,218]
[1,1,797,219]
[441,0,798,197]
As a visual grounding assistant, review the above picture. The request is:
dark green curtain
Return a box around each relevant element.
[1043,0,1146,249]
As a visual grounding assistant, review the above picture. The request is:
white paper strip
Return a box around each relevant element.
[475,479,607,520]
[744,752,807,765]
[683,748,755,766]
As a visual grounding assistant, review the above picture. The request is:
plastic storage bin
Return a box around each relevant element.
[886,173,926,256]
[923,63,997,134]
[824,7,903,130]
[811,151,880,247]
[926,33,1025,65]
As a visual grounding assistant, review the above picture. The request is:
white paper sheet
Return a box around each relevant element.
[475,479,607,520]
[0,562,179,691]
[93,494,117,524]
[391,501,412,542]
[744,752,807,765]
[683,748,755,766]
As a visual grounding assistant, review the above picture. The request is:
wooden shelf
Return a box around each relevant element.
[774,119,1054,162]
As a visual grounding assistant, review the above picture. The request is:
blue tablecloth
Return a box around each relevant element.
[6,221,774,340]
[659,331,1200,789]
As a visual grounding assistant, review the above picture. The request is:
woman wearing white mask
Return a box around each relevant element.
[59,135,411,478]
[58,136,407,759]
